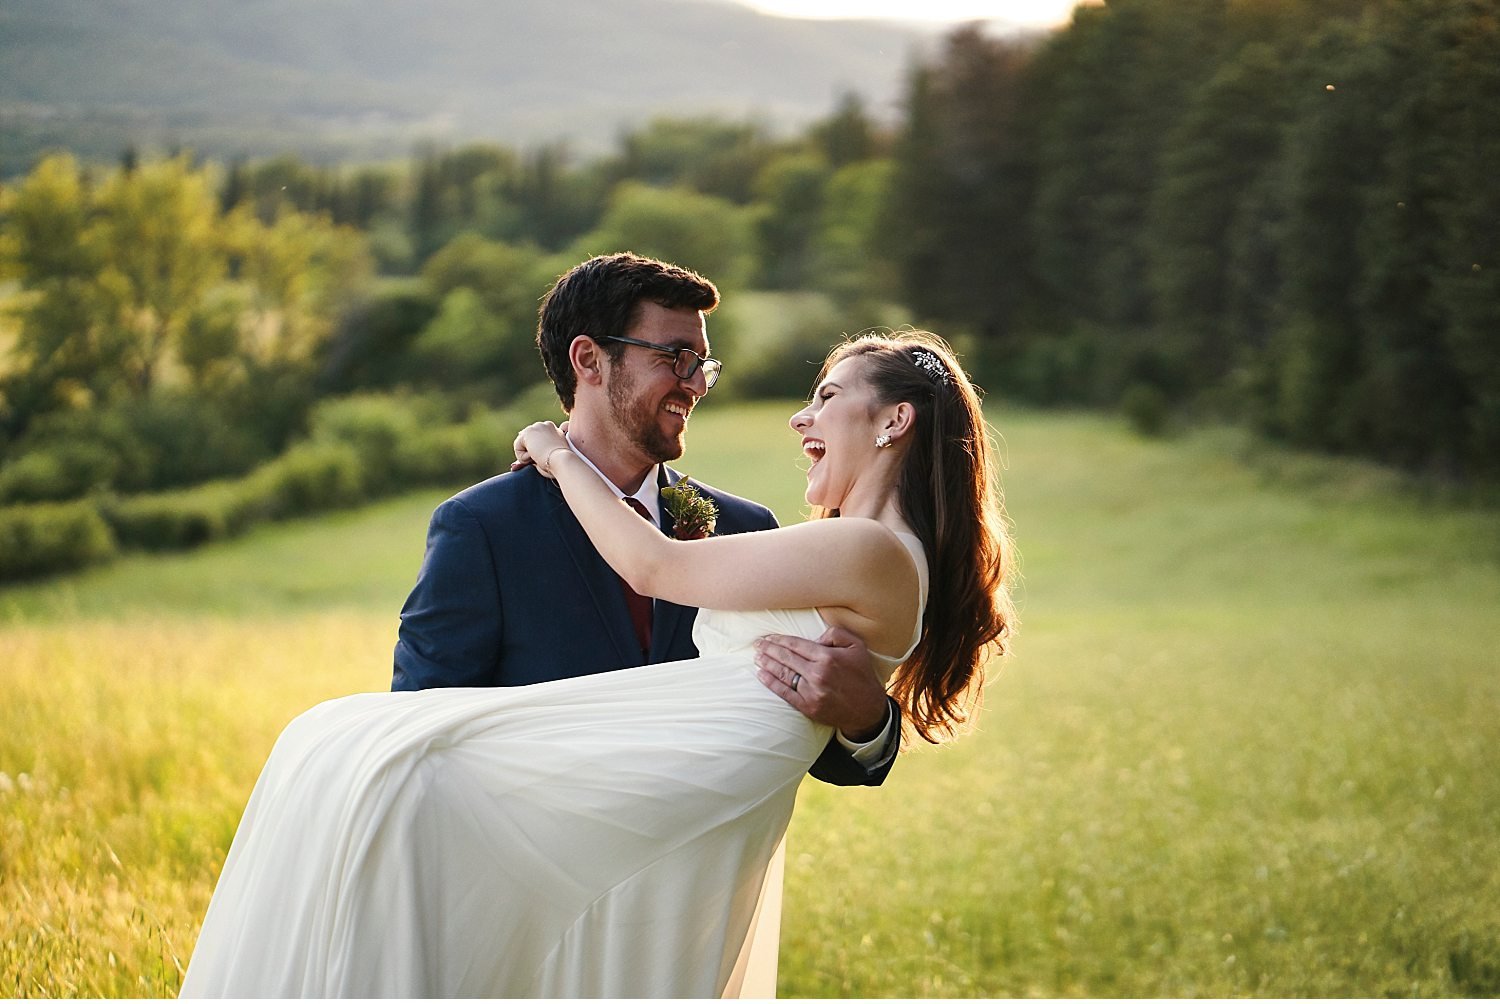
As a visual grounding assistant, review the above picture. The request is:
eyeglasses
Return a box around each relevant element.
[595,335,722,389]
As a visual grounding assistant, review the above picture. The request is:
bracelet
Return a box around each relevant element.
[543,446,572,471]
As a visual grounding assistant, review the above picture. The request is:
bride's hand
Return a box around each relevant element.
[512,421,570,478]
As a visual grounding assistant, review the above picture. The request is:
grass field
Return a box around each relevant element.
[3,401,1498,997]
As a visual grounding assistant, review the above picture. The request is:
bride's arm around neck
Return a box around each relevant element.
[549,450,920,655]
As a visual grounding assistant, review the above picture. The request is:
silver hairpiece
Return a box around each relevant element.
[910,348,952,385]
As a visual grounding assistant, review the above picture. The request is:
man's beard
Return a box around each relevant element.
[608,368,685,463]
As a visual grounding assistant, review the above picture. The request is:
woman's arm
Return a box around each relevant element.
[517,424,918,653]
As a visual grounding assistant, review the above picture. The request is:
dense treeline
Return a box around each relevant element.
[0,100,898,579]
[887,0,1498,475]
[1,0,1495,579]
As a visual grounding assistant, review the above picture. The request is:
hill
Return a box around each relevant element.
[0,0,938,172]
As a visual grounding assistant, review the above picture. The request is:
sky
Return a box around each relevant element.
[733,0,1083,28]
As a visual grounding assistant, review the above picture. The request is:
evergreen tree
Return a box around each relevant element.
[886,27,1038,340]
[1146,41,1291,376]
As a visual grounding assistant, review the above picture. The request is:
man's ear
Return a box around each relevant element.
[570,335,606,390]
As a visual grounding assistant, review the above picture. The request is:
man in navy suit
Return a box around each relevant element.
[393,252,898,785]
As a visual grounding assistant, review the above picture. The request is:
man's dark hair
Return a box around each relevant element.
[536,252,720,410]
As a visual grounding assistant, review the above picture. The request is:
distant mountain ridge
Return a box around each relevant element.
[0,0,942,171]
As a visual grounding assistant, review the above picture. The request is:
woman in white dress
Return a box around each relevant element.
[180,331,1015,998]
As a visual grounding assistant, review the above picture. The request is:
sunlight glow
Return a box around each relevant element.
[732,0,1082,27]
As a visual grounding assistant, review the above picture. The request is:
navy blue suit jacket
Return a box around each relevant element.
[392,464,895,786]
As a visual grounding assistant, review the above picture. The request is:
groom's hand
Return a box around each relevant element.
[754,626,889,741]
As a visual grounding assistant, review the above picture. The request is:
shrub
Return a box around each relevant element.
[735,322,843,400]
[1121,383,1170,438]
[393,406,529,486]
[248,441,366,518]
[0,442,121,504]
[104,480,268,551]
[319,282,441,393]
[118,393,274,490]
[308,394,441,493]
[0,500,117,582]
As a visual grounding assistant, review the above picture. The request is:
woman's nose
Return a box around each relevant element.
[788,406,811,433]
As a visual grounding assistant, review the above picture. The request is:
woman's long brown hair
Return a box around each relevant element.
[813,331,1015,743]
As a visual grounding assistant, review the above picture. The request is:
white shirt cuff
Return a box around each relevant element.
[836,704,897,769]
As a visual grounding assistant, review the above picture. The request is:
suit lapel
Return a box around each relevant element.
[650,466,694,661]
[545,480,640,665]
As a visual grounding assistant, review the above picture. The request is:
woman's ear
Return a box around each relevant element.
[570,335,605,389]
[881,402,916,442]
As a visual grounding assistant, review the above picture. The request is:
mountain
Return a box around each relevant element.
[0,0,939,172]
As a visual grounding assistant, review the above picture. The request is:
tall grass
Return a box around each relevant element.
[2,403,1497,996]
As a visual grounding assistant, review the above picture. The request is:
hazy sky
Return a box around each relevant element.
[734,0,1082,27]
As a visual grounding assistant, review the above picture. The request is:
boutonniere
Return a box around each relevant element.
[660,479,718,540]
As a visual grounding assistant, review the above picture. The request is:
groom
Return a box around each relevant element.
[392,252,898,785]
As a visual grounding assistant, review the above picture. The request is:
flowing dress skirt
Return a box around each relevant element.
[181,608,831,998]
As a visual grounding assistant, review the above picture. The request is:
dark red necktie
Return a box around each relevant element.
[620,497,655,656]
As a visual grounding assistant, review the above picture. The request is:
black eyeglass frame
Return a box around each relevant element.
[594,334,722,389]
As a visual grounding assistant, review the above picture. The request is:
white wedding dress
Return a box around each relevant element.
[180,534,925,999]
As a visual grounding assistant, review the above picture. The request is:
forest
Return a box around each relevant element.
[1,0,1496,582]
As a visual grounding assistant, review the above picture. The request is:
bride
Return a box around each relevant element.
[179,331,1014,998]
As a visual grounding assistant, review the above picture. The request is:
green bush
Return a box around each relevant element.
[735,322,841,399]
[0,442,121,504]
[308,394,441,493]
[1121,382,1170,438]
[0,389,563,578]
[1003,333,1102,405]
[249,441,366,518]
[105,480,269,551]
[117,393,274,491]
[392,406,531,486]
[320,282,441,393]
[0,500,117,581]
[102,441,363,553]
[2,391,284,502]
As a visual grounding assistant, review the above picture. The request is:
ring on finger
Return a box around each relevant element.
[790,672,801,692]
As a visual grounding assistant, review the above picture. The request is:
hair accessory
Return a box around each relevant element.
[875,434,893,449]
[910,348,952,385]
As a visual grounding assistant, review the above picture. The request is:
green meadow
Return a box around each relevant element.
[2,401,1498,997]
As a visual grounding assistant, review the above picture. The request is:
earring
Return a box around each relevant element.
[875,434,892,449]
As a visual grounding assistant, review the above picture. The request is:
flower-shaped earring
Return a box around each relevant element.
[875,434,893,449]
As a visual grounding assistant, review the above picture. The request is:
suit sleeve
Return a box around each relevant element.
[392,498,503,690]
[808,696,901,787]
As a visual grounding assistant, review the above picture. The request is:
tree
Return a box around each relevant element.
[810,158,897,309]
[886,27,1039,340]
[1146,41,1292,376]
[1266,18,1392,450]
[1,156,133,428]
[90,155,225,394]
[570,182,754,290]
[417,234,549,397]
[605,118,779,205]
[752,152,831,290]
[811,92,882,168]
[1031,0,1227,326]
[227,209,366,368]
[1417,0,1500,473]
